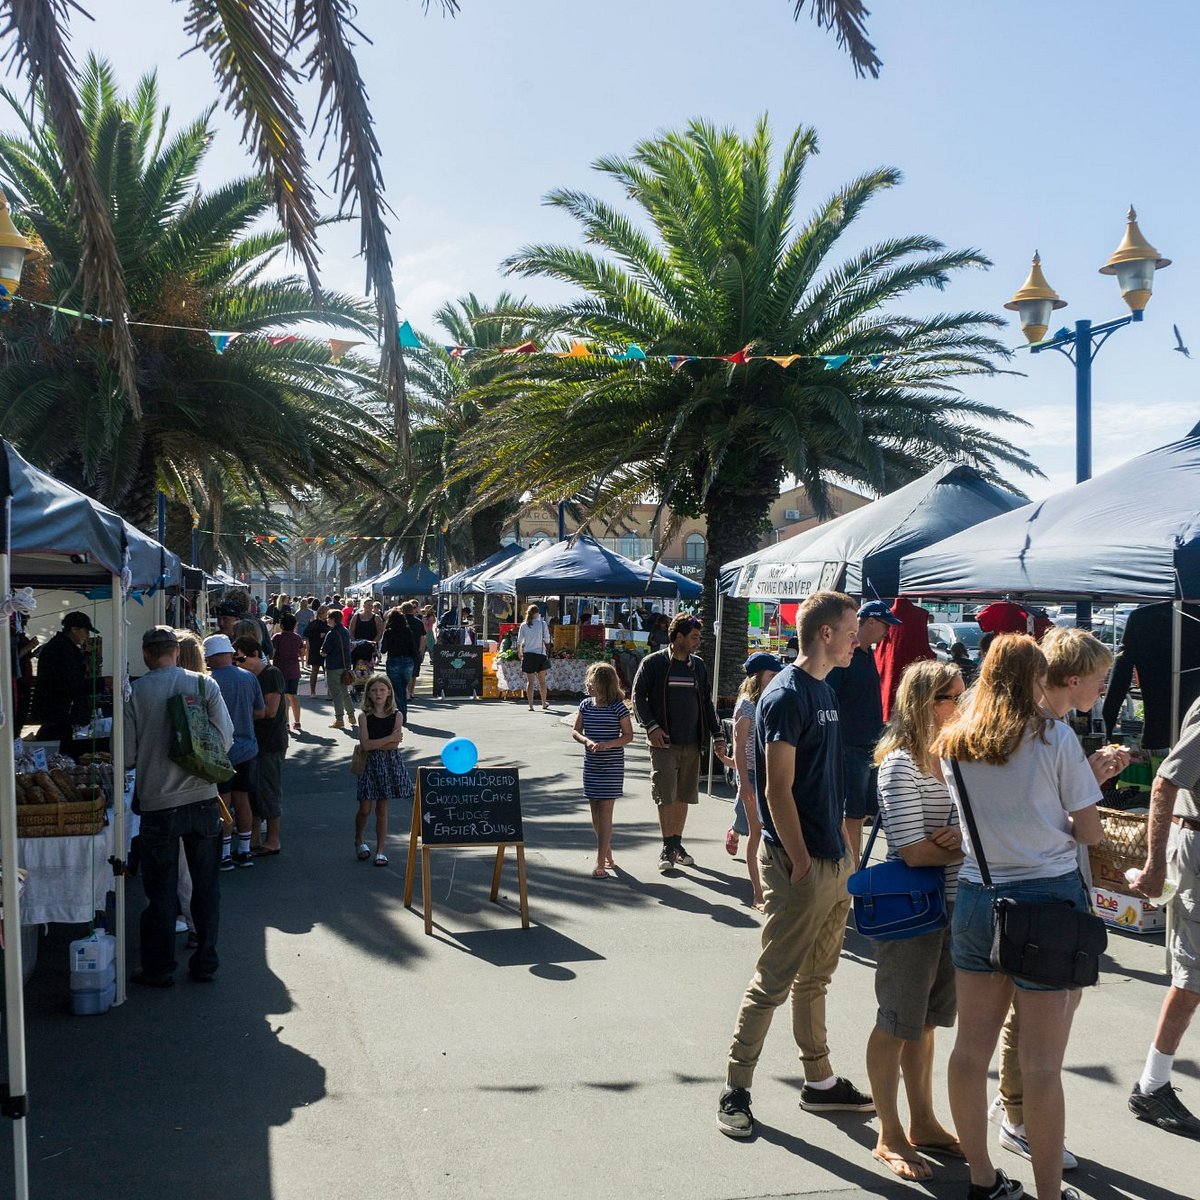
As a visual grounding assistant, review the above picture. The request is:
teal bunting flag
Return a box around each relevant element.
[821,354,851,370]
[868,354,885,368]
[209,332,241,354]
[615,343,647,361]
[398,321,422,349]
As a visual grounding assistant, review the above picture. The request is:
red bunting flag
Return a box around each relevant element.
[268,335,299,347]
[501,340,538,355]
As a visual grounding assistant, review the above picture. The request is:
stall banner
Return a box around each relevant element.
[733,559,843,600]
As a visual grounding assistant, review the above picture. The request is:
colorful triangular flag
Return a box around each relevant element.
[766,355,801,368]
[398,320,422,349]
[328,338,363,364]
[720,347,749,365]
[867,354,887,368]
[614,343,647,361]
[501,340,538,355]
[209,332,241,354]
[268,335,299,347]
[558,341,592,358]
[821,354,851,370]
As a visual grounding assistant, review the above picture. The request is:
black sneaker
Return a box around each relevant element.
[673,839,695,867]
[231,851,255,869]
[798,1076,874,1112]
[219,856,234,872]
[966,1170,1023,1200]
[1129,1080,1200,1139]
[657,845,675,874]
[717,1086,754,1138]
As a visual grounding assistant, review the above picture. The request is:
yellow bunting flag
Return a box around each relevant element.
[766,355,801,368]
[328,338,363,364]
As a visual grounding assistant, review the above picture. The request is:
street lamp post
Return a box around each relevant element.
[1005,207,1171,628]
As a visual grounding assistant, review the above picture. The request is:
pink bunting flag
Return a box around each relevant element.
[328,339,363,364]
[268,335,299,347]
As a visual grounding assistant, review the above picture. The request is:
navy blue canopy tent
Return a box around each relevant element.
[438,542,526,594]
[633,555,704,600]
[721,462,1026,600]
[480,536,682,598]
[899,436,1200,602]
[370,561,440,596]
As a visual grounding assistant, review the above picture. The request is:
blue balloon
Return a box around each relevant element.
[441,737,478,775]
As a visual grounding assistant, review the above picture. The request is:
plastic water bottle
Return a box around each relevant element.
[1125,866,1179,906]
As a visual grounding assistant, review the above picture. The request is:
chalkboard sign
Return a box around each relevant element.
[416,765,523,845]
[432,644,484,697]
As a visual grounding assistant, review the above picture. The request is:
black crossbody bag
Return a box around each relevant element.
[950,759,1107,988]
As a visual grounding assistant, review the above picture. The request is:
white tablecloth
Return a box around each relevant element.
[17,825,115,925]
[494,657,589,696]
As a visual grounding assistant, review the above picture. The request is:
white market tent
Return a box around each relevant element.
[0,440,180,1199]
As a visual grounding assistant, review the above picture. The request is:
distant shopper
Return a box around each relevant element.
[204,634,265,871]
[354,674,411,866]
[725,652,784,911]
[304,605,330,696]
[234,638,287,857]
[518,604,553,711]
[126,626,232,986]
[632,614,729,874]
[571,663,634,878]
[380,607,420,719]
[31,610,95,751]
[271,613,305,731]
[718,591,872,1140]
[322,610,355,729]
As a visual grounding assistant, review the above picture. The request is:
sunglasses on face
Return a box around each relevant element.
[935,692,962,703]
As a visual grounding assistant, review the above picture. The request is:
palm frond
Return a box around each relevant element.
[791,0,882,79]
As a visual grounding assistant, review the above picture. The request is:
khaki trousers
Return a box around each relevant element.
[726,841,853,1088]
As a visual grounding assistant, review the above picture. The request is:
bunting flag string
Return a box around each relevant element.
[192,527,434,544]
[10,294,1040,370]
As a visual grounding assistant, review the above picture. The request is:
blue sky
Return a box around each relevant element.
[11,1,1200,498]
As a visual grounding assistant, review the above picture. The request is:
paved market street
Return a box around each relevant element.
[1,682,1194,1200]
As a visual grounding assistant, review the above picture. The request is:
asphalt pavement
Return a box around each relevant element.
[0,677,1195,1200]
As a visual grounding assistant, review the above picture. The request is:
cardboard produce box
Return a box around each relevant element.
[1092,886,1165,934]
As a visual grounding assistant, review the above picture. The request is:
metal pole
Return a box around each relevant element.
[1074,319,1093,630]
[110,572,127,1006]
[1171,600,1183,742]
[0,497,31,1199]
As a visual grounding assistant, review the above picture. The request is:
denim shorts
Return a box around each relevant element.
[951,869,1089,992]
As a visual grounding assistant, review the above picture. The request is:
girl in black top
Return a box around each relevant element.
[354,674,411,866]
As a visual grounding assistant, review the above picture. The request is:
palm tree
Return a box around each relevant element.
[459,117,1038,692]
[0,57,390,535]
[328,292,534,573]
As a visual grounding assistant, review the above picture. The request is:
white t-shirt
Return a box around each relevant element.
[942,719,1101,884]
[877,748,961,902]
[517,618,550,656]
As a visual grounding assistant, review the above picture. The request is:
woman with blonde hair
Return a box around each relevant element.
[937,634,1103,1200]
[725,652,784,911]
[175,629,207,675]
[865,659,965,1181]
[572,662,633,876]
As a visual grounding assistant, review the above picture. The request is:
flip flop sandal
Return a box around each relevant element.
[374,854,389,867]
[724,828,739,856]
[356,844,371,861]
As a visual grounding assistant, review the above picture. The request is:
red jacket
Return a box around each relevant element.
[874,598,934,721]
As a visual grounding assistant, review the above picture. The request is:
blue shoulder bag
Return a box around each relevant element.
[847,816,948,941]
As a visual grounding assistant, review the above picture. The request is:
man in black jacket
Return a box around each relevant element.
[31,610,95,750]
[632,613,728,873]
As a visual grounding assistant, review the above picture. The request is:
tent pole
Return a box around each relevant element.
[707,587,725,796]
[0,499,31,1199]
[1167,599,1184,975]
[111,572,128,1006]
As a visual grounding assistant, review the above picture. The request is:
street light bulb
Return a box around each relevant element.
[0,193,34,298]
[1004,251,1066,343]
[1099,206,1170,313]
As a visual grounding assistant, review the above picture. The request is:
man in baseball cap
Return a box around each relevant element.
[30,611,96,750]
[825,600,902,856]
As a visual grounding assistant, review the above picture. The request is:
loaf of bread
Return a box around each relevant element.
[33,770,68,805]
[50,768,79,801]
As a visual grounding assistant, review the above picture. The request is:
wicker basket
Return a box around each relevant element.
[1089,806,1148,893]
[17,793,107,838]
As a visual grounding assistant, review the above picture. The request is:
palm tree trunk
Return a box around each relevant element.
[699,486,775,704]
[113,435,161,529]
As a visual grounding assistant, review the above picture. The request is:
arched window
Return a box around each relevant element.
[685,533,706,564]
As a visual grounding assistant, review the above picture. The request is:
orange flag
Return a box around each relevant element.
[766,355,801,368]
[328,338,363,364]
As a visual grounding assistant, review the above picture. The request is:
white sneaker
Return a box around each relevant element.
[988,1095,1007,1127]
[999,1121,1078,1171]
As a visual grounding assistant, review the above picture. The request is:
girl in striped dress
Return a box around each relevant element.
[572,663,633,877]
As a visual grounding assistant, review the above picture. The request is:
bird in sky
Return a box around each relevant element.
[1174,324,1191,359]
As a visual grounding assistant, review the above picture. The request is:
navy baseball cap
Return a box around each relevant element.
[858,600,903,626]
[744,651,785,676]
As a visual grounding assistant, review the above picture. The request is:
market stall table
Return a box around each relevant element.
[16,826,114,925]
[494,657,589,696]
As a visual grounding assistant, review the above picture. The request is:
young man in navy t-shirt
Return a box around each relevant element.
[718,590,875,1138]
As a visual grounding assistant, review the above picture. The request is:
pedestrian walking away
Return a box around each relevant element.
[322,610,355,728]
[1127,689,1200,1141]
[518,603,553,710]
[718,590,872,1141]
[354,674,412,866]
[234,638,288,856]
[125,625,233,986]
[571,662,634,877]
[632,613,730,874]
